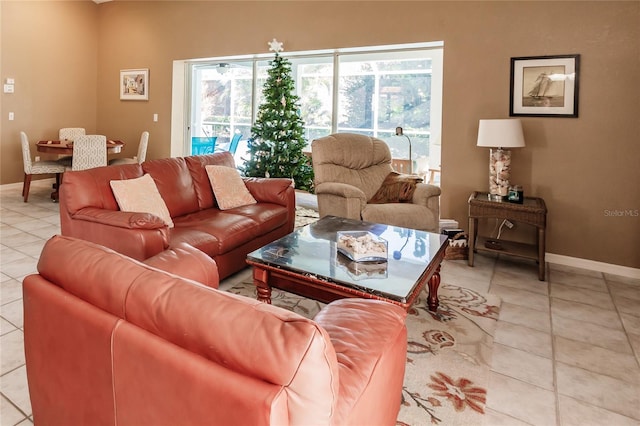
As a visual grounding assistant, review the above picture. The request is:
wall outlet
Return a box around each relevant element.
[35,156,41,162]
[8,112,14,120]
[504,220,514,229]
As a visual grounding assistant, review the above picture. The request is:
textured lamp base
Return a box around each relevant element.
[489,148,511,200]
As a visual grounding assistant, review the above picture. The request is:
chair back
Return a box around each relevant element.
[72,135,107,171]
[20,131,33,174]
[228,133,242,155]
[59,127,86,142]
[137,131,149,163]
[311,133,393,200]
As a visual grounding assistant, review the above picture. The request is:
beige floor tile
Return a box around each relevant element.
[620,312,640,335]
[10,220,56,233]
[491,268,549,295]
[0,212,35,226]
[0,272,11,282]
[494,321,552,358]
[0,299,24,329]
[629,333,640,363]
[558,395,639,426]
[615,296,640,318]
[1,395,27,426]
[0,234,42,253]
[0,365,31,417]
[0,257,38,281]
[556,363,640,420]
[491,343,554,390]
[486,372,557,426]
[22,226,57,240]
[489,283,550,312]
[1,279,24,306]
[554,336,640,384]
[0,316,17,336]
[609,280,640,302]
[497,302,551,333]
[483,408,531,425]
[550,269,607,292]
[552,314,632,354]
[550,283,615,310]
[550,298,622,329]
[0,247,31,266]
[548,263,604,279]
[0,330,25,375]
[13,241,46,259]
[16,418,34,426]
[604,273,640,287]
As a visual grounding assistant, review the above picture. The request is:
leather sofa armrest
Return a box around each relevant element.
[243,177,294,206]
[73,207,167,230]
[313,298,407,425]
[143,243,219,288]
[315,182,366,201]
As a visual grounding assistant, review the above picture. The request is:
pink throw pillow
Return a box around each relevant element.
[110,174,174,227]
[205,165,256,210]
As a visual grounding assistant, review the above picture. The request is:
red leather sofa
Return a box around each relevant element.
[24,235,408,425]
[59,152,295,279]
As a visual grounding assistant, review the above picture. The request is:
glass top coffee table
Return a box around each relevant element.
[246,216,449,312]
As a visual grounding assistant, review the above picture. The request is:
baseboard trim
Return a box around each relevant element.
[547,253,640,279]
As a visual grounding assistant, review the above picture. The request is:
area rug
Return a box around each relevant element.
[226,278,501,425]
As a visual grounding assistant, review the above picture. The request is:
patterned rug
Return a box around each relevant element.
[228,226,501,425]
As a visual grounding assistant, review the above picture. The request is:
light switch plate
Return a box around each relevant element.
[4,84,14,93]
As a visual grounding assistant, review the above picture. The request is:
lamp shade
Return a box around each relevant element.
[477,119,525,148]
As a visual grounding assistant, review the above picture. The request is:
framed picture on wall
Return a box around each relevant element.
[510,55,579,117]
[120,69,149,101]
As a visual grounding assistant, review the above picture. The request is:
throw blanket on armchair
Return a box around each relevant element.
[368,172,423,204]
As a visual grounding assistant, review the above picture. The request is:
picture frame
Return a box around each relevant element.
[510,55,579,117]
[120,69,149,101]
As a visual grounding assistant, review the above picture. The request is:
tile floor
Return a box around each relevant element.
[1,179,639,426]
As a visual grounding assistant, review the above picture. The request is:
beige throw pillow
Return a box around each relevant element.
[205,165,256,210]
[110,174,174,228]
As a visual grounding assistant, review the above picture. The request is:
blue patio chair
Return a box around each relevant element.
[228,133,242,155]
[191,136,217,155]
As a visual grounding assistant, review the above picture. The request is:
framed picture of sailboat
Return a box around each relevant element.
[510,55,579,117]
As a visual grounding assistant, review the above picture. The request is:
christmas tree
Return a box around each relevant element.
[242,39,314,192]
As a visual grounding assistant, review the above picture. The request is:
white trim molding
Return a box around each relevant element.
[547,252,640,279]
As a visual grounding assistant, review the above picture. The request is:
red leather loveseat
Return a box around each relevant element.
[59,152,295,279]
[24,235,408,425]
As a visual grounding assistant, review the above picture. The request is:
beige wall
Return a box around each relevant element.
[2,1,639,269]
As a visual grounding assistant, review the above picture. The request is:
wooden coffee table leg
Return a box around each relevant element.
[252,267,272,304]
[427,264,442,312]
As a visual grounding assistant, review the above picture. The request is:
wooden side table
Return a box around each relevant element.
[468,191,547,281]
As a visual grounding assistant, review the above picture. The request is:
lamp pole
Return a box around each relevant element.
[395,126,412,174]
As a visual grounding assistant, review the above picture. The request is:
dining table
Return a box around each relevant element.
[36,139,125,201]
[37,139,125,155]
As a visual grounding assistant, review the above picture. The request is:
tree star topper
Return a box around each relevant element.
[268,38,284,54]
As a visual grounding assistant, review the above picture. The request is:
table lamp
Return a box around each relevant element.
[476,119,525,201]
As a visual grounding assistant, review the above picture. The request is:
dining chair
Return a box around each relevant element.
[57,127,86,167]
[69,135,107,171]
[20,131,66,202]
[59,127,86,142]
[109,131,149,165]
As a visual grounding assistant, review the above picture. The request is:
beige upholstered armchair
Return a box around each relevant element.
[311,133,441,232]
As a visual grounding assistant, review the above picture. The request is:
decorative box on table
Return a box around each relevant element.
[336,254,388,280]
[336,231,388,262]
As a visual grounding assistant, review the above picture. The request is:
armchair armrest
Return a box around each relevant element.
[315,182,366,201]
[412,183,441,205]
[243,177,294,206]
[315,182,366,220]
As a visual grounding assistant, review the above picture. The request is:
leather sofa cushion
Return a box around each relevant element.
[185,152,236,210]
[61,164,143,214]
[142,157,200,218]
[170,205,287,256]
